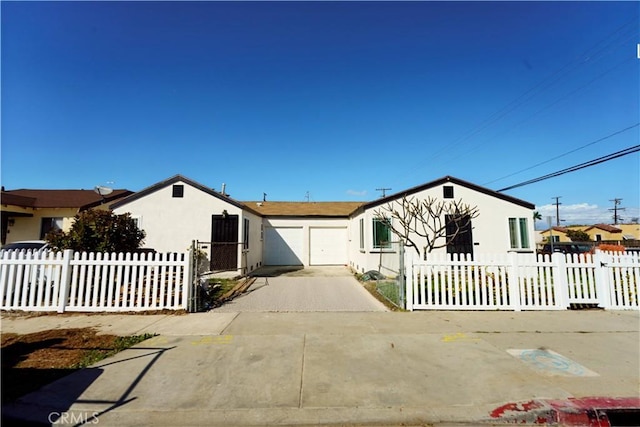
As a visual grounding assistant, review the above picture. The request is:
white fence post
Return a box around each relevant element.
[594,251,612,309]
[57,249,74,313]
[183,249,193,310]
[551,253,569,309]
[405,250,414,311]
[508,252,521,311]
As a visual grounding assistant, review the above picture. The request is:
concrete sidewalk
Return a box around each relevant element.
[2,310,639,426]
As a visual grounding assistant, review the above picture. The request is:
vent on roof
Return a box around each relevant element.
[172,185,184,198]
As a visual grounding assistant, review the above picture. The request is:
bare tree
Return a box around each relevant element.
[373,195,479,257]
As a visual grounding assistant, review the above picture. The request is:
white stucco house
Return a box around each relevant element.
[111,174,535,275]
[348,176,535,274]
[110,175,264,275]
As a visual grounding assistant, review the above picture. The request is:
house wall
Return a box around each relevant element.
[539,230,571,243]
[348,182,534,273]
[242,210,264,273]
[262,217,350,266]
[617,224,640,239]
[5,208,78,243]
[113,181,261,273]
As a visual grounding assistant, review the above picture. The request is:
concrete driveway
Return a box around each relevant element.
[212,266,388,312]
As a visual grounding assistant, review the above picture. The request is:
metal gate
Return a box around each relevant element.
[188,240,244,312]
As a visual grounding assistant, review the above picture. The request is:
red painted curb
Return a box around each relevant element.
[488,397,640,425]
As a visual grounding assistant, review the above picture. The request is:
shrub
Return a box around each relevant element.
[566,229,591,242]
[597,244,625,253]
[46,209,145,252]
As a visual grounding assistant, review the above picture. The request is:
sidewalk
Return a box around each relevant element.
[2,310,639,426]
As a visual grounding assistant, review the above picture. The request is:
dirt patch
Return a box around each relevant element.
[1,328,150,404]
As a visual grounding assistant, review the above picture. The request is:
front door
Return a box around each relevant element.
[211,214,238,271]
[446,214,474,258]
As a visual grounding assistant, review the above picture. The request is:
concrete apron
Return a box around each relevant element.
[2,311,639,426]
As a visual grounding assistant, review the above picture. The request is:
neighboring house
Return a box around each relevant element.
[538,223,640,246]
[583,223,621,242]
[616,223,640,241]
[1,188,132,246]
[110,175,264,275]
[539,226,572,243]
[347,176,535,274]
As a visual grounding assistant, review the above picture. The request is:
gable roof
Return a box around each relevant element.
[541,226,570,234]
[2,189,132,210]
[585,223,622,233]
[243,201,363,217]
[1,192,37,208]
[360,176,535,210]
[110,174,261,215]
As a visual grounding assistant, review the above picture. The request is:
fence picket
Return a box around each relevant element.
[405,250,639,311]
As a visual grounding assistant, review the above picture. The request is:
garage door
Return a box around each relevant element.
[264,227,304,266]
[310,227,347,265]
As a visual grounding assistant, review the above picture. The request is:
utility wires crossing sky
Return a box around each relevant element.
[497,145,640,192]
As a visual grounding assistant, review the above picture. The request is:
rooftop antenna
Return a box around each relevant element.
[376,187,391,198]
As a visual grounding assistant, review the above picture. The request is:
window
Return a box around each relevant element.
[508,217,530,249]
[443,185,454,199]
[243,218,250,249]
[172,185,184,198]
[131,216,142,229]
[373,218,391,249]
[595,234,602,242]
[40,217,63,239]
[359,218,364,250]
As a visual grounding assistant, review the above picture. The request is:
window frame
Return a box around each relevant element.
[40,217,63,239]
[372,217,392,250]
[508,217,530,250]
[243,218,250,250]
[359,218,365,251]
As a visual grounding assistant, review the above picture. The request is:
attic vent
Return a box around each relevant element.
[172,185,184,198]
[443,185,454,199]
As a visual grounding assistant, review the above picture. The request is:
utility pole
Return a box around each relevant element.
[552,196,562,226]
[376,187,391,198]
[609,198,625,224]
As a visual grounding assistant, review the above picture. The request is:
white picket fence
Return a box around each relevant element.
[0,250,192,313]
[406,251,639,311]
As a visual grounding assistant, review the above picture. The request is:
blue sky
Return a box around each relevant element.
[2,1,639,227]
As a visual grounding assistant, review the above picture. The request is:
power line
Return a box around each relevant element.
[496,145,640,192]
[483,123,639,185]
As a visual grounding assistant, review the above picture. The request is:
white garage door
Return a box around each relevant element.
[264,227,304,266]
[310,227,348,265]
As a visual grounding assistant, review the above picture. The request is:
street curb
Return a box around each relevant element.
[485,397,640,426]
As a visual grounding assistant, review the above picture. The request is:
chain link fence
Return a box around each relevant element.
[375,240,405,309]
